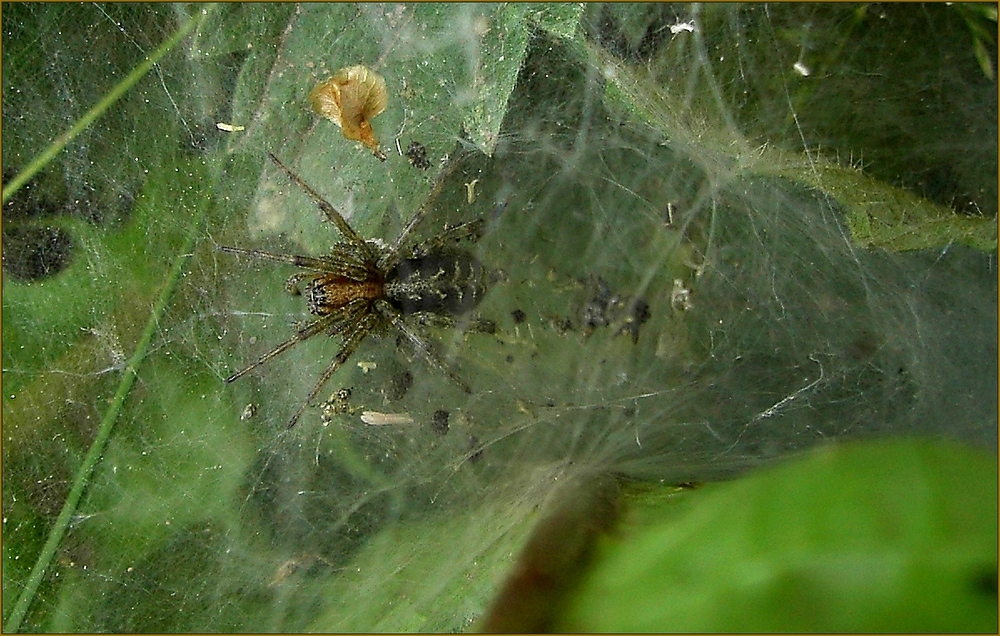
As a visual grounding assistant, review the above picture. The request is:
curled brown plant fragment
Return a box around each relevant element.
[309,65,388,161]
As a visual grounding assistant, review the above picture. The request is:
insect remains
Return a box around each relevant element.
[219,152,492,428]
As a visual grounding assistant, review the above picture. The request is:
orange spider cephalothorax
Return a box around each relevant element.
[304,274,385,316]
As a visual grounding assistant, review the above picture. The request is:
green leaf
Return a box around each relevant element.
[457,3,585,154]
[557,439,998,632]
[757,149,999,252]
[530,3,585,40]
[585,4,998,253]
[973,35,996,82]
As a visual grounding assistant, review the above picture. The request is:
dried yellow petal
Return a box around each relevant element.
[309,65,388,160]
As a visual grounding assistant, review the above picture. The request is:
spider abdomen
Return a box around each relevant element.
[386,252,487,316]
[306,274,384,316]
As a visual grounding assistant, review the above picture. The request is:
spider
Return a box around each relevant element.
[219,152,491,428]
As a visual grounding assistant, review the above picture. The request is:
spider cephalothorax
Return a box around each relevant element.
[219,152,491,428]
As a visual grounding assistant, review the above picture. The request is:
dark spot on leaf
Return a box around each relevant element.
[387,370,413,401]
[2,225,74,281]
[431,409,450,436]
[970,565,998,598]
[405,141,430,170]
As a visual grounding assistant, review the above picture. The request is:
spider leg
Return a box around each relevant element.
[379,152,470,268]
[224,312,340,383]
[377,300,472,394]
[407,219,486,258]
[285,272,313,295]
[218,244,372,280]
[286,310,381,428]
[218,245,344,273]
[266,152,378,261]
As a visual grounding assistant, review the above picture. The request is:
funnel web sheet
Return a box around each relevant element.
[2,4,996,632]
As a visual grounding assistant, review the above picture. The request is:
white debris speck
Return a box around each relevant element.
[361,411,414,426]
[670,21,696,34]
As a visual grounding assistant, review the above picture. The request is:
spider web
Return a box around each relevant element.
[3,4,996,632]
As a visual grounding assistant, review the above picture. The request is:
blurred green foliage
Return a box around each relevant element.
[557,439,997,632]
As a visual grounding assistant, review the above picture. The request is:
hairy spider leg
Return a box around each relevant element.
[224,296,377,428]
[286,307,383,428]
[265,152,379,262]
[377,299,473,394]
[224,310,344,383]
[378,152,471,269]
[216,245,372,280]
[408,219,486,258]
